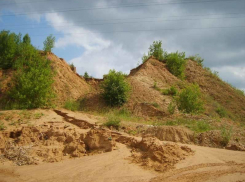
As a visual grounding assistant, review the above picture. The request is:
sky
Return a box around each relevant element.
[0,0,245,91]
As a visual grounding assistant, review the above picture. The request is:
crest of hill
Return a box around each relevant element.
[47,53,91,106]
[126,57,180,117]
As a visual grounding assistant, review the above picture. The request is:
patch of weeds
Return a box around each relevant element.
[220,126,232,146]
[34,112,44,119]
[216,106,227,118]
[0,121,6,130]
[9,121,16,126]
[128,130,137,135]
[152,102,160,108]
[188,54,204,66]
[162,86,178,96]
[190,121,211,133]
[153,81,161,91]
[64,99,79,111]
[167,101,176,114]
[20,110,31,119]
[5,116,11,121]
[104,115,121,130]
[165,119,211,133]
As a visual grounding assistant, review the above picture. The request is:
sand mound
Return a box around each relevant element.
[130,137,193,172]
[0,126,115,165]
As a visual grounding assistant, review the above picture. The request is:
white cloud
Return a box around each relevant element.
[211,66,245,89]
[45,13,136,78]
[45,13,111,51]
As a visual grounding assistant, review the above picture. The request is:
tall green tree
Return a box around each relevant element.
[0,31,21,69]
[23,34,31,45]
[43,34,55,53]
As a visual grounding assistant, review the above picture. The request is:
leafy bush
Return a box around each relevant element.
[166,51,186,79]
[101,70,130,106]
[188,54,204,66]
[43,34,55,53]
[142,40,167,62]
[64,100,80,111]
[104,115,121,129]
[176,84,204,113]
[162,86,178,96]
[216,106,227,118]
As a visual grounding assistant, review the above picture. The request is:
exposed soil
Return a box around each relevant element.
[0,109,245,182]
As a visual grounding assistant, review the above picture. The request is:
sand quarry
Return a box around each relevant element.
[0,109,244,182]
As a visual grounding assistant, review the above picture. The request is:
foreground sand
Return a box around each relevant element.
[1,141,245,182]
[0,109,245,182]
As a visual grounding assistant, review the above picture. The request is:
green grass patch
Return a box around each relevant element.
[0,121,6,130]
[104,115,121,129]
[165,119,211,133]
[64,100,80,111]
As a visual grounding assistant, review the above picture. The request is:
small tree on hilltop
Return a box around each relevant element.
[84,72,90,79]
[43,34,55,53]
[101,70,130,106]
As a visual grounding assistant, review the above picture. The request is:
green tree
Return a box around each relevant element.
[84,71,90,79]
[23,34,31,45]
[8,47,55,109]
[43,34,55,53]
[166,51,186,79]
[0,30,21,69]
[142,40,167,63]
[101,70,130,106]
[176,84,204,114]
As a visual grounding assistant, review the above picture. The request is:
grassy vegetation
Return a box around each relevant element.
[188,54,204,66]
[0,121,6,130]
[162,86,178,96]
[167,102,176,114]
[104,115,121,129]
[64,100,80,111]
[216,106,227,118]
[220,126,233,146]
[164,118,211,133]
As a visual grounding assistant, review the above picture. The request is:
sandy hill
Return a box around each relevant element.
[1,53,244,122]
[0,53,91,107]
[48,53,91,106]
[82,57,245,122]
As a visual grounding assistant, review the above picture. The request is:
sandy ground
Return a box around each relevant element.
[1,142,245,182]
[0,109,245,182]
